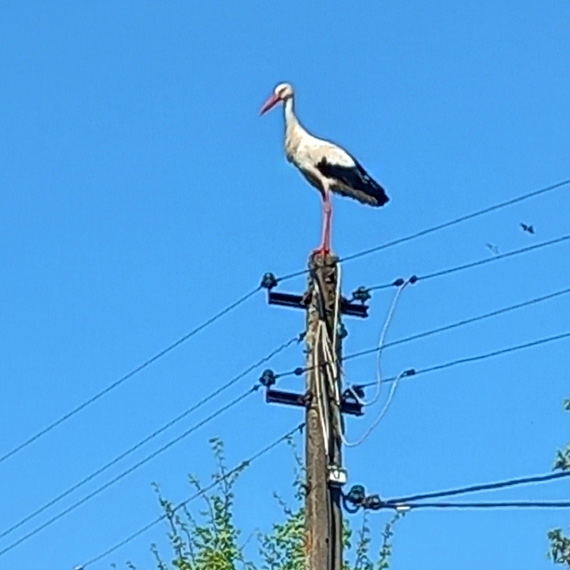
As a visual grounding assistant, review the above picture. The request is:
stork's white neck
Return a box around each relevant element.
[283,96,308,157]
[283,97,302,135]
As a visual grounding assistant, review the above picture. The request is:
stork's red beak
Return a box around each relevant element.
[259,94,280,115]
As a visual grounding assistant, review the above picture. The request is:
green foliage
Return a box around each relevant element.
[257,438,305,570]
[548,529,570,567]
[149,437,248,570]
[378,512,406,570]
[127,436,404,570]
[548,399,570,567]
[553,399,570,473]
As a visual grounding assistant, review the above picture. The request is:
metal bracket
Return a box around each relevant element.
[267,290,368,318]
[265,388,363,416]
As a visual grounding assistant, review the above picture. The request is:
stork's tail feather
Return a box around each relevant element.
[366,179,389,207]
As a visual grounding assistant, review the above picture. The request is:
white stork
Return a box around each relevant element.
[260,82,389,254]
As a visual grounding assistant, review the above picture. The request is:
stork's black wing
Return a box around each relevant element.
[317,157,389,207]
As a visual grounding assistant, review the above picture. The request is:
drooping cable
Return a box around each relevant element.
[79,423,305,568]
[0,285,262,466]
[0,333,301,541]
[341,370,408,448]
[348,279,411,408]
[315,299,404,447]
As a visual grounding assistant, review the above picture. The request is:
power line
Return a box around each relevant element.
[0,386,259,558]
[0,333,301,542]
[358,330,570,389]
[363,233,570,293]
[276,178,570,283]
[0,286,261,466]
[80,423,305,568]
[339,178,570,265]
[389,501,570,510]
[279,284,570,378]
[384,470,570,505]
[345,285,570,364]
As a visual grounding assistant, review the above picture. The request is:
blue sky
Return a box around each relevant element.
[0,1,569,568]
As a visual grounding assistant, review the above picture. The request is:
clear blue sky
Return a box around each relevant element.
[0,1,569,568]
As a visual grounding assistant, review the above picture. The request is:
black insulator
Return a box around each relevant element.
[337,323,348,340]
[260,369,276,387]
[260,272,278,290]
[350,385,366,399]
[294,367,305,376]
[346,484,366,506]
[364,494,383,511]
[409,274,418,284]
[352,286,371,303]
[393,278,405,287]
[403,368,417,377]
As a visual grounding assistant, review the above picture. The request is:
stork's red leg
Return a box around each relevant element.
[314,190,333,256]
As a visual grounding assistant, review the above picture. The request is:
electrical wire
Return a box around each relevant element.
[331,262,342,377]
[364,233,570,293]
[342,285,570,365]
[341,370,407,448]
[0,333,301,541]
[278,284,570,379]
[276,178,570,284]
[80,423,305,568]
[314,322,330,455]
[318,314,344,451]
[317,305,406,447]
[339,178,570,265]
[384,470,570,505]
[0,286,262,466]
[387,501,570,511]
[348,279,411,408]
[358,330,570,389]
[0,386,259,559]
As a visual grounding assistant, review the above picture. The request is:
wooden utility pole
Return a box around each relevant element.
[305,252,344,570]
[261,252,368,569]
